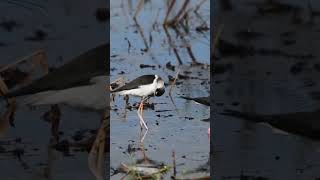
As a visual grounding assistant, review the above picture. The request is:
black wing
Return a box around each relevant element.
[111,75,156,92]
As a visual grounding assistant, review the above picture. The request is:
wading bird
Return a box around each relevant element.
[111,74,165,130]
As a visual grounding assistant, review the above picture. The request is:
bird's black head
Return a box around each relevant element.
[155,88,165,97]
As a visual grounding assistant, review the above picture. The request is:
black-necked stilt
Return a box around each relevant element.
[2,44,109,180]
[4,43,109,111]
[111,74,165,130]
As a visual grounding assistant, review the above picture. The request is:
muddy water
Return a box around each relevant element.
[110,0,210,179]
[0,0,107,179]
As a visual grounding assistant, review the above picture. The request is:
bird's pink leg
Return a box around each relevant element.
[137,101,143,128]
[137,98,148,130]
[141,101,144,116]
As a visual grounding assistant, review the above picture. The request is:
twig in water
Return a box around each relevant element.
[166,0,190,26]
[186,45,198,64]
[163,26,183,64]
[164,0,176,25]
[133,17,149,51]
[88,113,108,180]
[169,69,180,95]
[194,0,207,13]
[133,0,144,19]
[172,150,176,177]
[168,69,180,111]
[125,38,131,53]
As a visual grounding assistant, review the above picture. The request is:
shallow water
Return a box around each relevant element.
[110,0,210,179]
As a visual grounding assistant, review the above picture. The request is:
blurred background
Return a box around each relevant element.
[213,0,320,179]
[0,0,108,179]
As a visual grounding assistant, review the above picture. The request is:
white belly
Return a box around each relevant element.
[118,84,156,97]
[20,75,108,110]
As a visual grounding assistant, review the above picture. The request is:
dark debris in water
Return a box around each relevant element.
[166,61,175,71]
[140,64,156,69]
[290,62,307,75]
[0,19,22,32]
[185,117,194,120]
[155,109,172,113]
[178,74,190,79]
[201,118,209,122]
[163,114,173,118]
[177,74,208,81]
[195,25,209,33]
[24,29,48,41]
